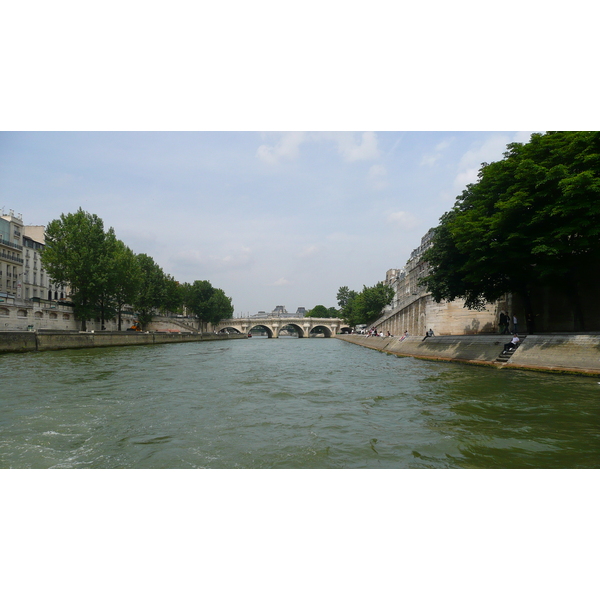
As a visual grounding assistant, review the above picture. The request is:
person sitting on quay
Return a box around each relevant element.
[422,328,434,341]
[503,334,520,353]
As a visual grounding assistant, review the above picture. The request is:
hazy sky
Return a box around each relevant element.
[0,130,538,315]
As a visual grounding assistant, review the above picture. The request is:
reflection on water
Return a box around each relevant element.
[1,338,599,468]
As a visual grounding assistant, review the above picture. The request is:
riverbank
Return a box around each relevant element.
[0,330,246,353]
[338,333,600,377]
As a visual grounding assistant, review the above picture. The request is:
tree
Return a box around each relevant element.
[327,306,340,318]
[353,282,395,325]
[337,286,358,325]
[133,254,166,329]
[111,240,142,330]
[335,283,393,327]
[336,286,354,309]
[184,280,214,330]
[184,281,234,330]
[420,131,600,329]
[306,304,330,318]
[207,288,234,326]
[42,208,111,331]
[95,227,119,330]
[161,275,184,315]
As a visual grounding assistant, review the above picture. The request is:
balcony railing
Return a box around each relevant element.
[0,250,24,264]
[0,238,23,251]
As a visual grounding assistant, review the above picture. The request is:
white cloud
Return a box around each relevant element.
[387,210,419,230]
[297,245,320,258]
[420,138,453,167]
[330,131,381,162]
[174,246,253,273]
[453,132,541,191]
[368,164,387,189]
[257,131,381,164]
[271,277,291,286]
[256,132,307,164]
[368,164,386,178]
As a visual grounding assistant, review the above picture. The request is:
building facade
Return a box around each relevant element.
[373,230,505,336]
[0,210,87,331]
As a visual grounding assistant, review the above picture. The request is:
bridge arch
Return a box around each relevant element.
[279,323,305,338]
[218,326,242,334]
[309,324,333,338]
[248,324,275,338]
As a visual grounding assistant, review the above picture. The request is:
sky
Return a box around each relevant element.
[0,130,539,315]
[2,5,591,318]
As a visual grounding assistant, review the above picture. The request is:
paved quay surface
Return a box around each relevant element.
[338,333,600,377]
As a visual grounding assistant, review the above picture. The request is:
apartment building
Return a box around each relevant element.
[0,210,25,301]
[1,209,74,331]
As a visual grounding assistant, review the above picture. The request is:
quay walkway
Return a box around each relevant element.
[338,333,600,377]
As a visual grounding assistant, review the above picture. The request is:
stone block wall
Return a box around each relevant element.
[374,295,505,338]
[508,334,600,373]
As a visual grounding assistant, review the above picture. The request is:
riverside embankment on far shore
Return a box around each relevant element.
[339,333,600,377]
[0,330,246,353]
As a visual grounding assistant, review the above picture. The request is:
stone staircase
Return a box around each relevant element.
[495,335,527,364]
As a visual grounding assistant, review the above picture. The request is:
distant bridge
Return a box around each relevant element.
[216,316,348,338]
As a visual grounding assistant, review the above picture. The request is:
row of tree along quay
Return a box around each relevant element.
[41,209,234,332]
[418,131,600,333]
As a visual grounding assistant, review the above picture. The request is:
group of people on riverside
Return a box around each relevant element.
[498,312,519,335]
[360,314,523,352]
[365,328,392,338]
[364,328,409,338]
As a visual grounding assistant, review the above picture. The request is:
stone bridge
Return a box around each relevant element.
[216,317,348,338]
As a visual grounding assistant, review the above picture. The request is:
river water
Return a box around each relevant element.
[1,337,599,468]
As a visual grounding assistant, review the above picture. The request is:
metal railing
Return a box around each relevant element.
[0,238,23,251]
[0,250,24,264]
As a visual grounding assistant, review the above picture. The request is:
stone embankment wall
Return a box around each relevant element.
[372,294,503,338]
[0,301,204,333]
[0,331,246,354]
[339,334,600,376]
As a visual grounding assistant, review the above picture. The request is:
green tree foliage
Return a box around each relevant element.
[420,131,600,328]
[42,208,111,331]
[327,306,340,318]
[207,288,234,326]
[336,286,358,325]
[161,275,184,315]
[354,282,395,324]
[133,254,167,329]
[95,227,119,329]
[305,304,330,318]
[41,210,236,331]
[336,283,393,327]
[184,280,234,329]
[305,305,341,318]
[111,240,142,330]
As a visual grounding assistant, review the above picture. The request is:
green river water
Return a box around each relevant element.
[1,336,599,468]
